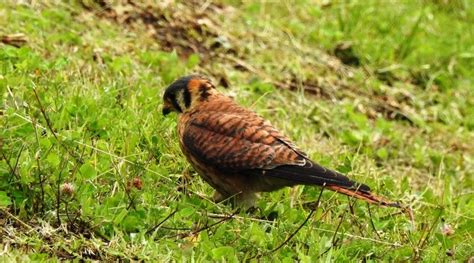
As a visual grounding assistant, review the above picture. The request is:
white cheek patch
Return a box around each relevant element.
[176,90,187,111]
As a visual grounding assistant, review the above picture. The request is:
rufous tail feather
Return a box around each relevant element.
[327,185,401,208]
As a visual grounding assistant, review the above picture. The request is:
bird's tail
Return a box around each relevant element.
[260,161,400,208]
[326,185,400,208]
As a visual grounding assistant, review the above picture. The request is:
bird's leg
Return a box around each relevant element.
[212,191,225,203]
[235,192,259,210]
[212,191,240,208]
[212,190,258,211]
[176,170,194,194]
[212,191,228,203]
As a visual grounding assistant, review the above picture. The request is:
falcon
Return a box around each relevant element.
[162,75,399,208]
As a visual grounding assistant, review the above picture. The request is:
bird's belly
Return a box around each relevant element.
[178,143,244,196]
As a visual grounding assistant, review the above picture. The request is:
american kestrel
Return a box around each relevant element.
[162,75,399,208]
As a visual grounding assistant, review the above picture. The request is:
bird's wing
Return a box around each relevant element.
[182,112,304,170]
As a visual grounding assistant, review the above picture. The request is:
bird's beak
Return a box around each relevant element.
[162,105,171,116]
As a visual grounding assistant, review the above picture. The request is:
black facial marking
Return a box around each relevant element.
[164,76,193,98]
[183,87,191,108]
[199,84,211,101]
[169,94,182,113]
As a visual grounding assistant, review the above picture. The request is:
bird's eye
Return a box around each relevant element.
[168,94,176,103]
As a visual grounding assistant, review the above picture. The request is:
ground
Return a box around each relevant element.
[0,0,473,261]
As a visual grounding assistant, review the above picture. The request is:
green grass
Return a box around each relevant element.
[1,1,473,261]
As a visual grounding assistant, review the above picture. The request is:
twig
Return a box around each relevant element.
[317,201,352,259]
[146,208,179,235]
[331,211,346,246]
[36,157,45,214]
[11,148,21,181]
[346,196,366,236]
[405,206,416,229]
[160,226,192,231]
[0,33,27,47]
[31,112,45,214]
[367,203,382,239]
[32,87,83,164]
[32,87,59,141]
[187,211,236,237]
[64,201,74,226]
[0,207,34,231]
[1,144,24,184]
[172,210,238,239]
[110,157,137,210]
[271,186,326,253]
[416,208,443,257]
[56,160,67,226]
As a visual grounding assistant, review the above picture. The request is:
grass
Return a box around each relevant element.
[1,0,473,261]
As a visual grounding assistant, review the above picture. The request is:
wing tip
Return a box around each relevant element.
[353,182,371,193]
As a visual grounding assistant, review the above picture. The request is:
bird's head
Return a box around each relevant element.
[162,75,216,115]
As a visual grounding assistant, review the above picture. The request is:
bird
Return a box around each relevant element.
[162,75,400,208]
